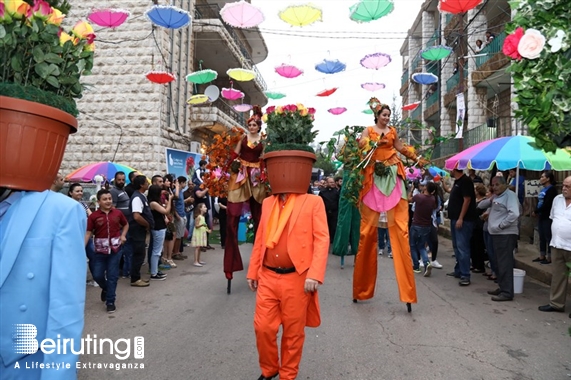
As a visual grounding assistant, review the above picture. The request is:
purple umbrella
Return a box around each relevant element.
[360,52,391,69]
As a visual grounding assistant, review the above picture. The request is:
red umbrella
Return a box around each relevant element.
[438,0,482,14]
[402,101,421,111]
[146,70,175,84]
[317,88,338,97]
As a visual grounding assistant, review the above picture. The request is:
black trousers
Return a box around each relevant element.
[492,234,517,298]
[427,224,439,260]
[538,219,552,257]
[129,227,147,283]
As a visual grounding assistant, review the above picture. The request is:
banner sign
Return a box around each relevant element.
[165,148,203,182]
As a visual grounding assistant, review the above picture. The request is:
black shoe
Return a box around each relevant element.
[491,295,513,302]
[538,304,564,312]
[532,257,544,262]
[472,268,485,273]
[257,373,278,380]
[446,272,460,278]
[106,304,116,313]
[459,278,470,286]
[100,289,107,302]
[487,288,501,295]
[540,259,552,264]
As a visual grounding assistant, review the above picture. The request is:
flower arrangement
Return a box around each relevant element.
[263,103,318,153]
[0,0,96,117]
[503,0,570,151]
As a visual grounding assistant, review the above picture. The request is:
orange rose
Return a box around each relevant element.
[46,8,64,25]
[5,0,30,19]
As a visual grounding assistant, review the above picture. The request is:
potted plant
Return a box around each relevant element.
[0,0,95,191]
[262,104,318,193]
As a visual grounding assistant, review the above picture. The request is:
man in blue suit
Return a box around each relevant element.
[0,188,87,379]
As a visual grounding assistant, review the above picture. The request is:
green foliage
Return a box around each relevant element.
[0,2,94,116]
[264,105,318,153]
[507,0,571,151]
[314,153,337,176]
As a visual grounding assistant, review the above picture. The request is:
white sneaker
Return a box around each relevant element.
[431,260,443,269]
[378,249,384,256]
[419,261,424,267]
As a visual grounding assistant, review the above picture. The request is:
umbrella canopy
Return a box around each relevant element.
[328,107,347,115]
[349,0,394,23]
[316,88,338,97]
[87,8,130,28]
[146,71,175,84]
[227,68,256,81]
[264,90,286,99]
[220,0,265,28]
[439,0,483,14]
[233,104,253,112]
[186,69,217,84]
[362,108,374,114]
[445,135,571,171]
[221,87,244,100]
[412,72,438,85]
[402,101,421,111]
[406,166,448,180]
[360,52,391,69]
[278,4,322,27]
[145,5,192,29]
[66,162,140,183]
[361,82,386,91]
[187,94,210,105]
[315,59,346,74]
[275,64,303,78]
[421,45,453,61]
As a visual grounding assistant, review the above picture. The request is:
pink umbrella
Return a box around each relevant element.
[234,104,253,112]
[220,0,265,28]
[361,82,386,91]
[87,8,130,28]
[275,64,303,78]
[221,86,244,100]
[360,52,392,69]
[328,107,347,115]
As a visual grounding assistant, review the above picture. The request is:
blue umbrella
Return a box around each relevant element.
[315,59,346,74]
[411,72,438,85]
[145,5,192,29]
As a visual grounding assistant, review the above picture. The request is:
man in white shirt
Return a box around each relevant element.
[538,176,571,317]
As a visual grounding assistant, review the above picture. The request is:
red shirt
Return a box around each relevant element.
[87,209,128,252]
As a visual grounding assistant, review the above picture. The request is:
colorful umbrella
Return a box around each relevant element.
[146,70,175,84]
[87,8,130,28]
[145,5,192,29]
[362,109,374,114]
[275,64,303,78]
[438,0,482,14]
[187,94,210,105]
[444,135,571,171]
[186,69,217,84]
[360,52,391,69]
[402,101,421,111]
[278,4,322,27]
[315,59,346,74]
[411,72,438,85]
[406,166,448,180]
[233,104,253,112]
[328,107,347,115]
[317,88,338,97]
[349,0,394,23]
[221,86,244,100]
[264,90,286,99]
[66,162,140,183]
[220,0,265,28]
[421,45,453,61]
[361,82,386,91]
[227,68,256,81]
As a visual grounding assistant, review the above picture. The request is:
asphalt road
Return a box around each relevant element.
[78,238,570,380]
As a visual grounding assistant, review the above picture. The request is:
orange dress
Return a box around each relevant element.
[353,126,417,304]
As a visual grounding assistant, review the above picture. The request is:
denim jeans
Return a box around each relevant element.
[150,229,166,275]
[90,247,122,305]
[121,234,133,277]
[409,225,431,269]
[85,238,96,277]
[451,219,474,279]
[377,228,391,252]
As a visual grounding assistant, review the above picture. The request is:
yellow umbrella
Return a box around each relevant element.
[279,4,322,27]
[186,94,209,105]
[226,68,256,82]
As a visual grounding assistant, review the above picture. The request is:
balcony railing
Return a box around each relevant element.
[432,139,460,159]
[401,68,409,87]
[446,69,468,93]
[194,4,266,90]
[425,88,440,108]
[425,30,440,48]
[411,52,422,71]
[475,31,507,68]
[464,122,497,148]
[445,14,453,25]
[411,106,422,120]
[194,98,245,126]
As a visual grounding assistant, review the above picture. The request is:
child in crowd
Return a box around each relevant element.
[192,203,211,267]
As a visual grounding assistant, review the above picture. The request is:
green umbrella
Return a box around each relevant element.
[264,91,286,100]
[421,45,453,61]
[350,0,394,23]
[186,69,217,84]
[362,109,373,114]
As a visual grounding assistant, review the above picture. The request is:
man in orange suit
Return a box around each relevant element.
[247,193,329,380]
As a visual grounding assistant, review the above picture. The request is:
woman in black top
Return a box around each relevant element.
[148,185,172,280]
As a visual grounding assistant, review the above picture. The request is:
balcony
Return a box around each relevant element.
[190,98,246,136]
[401,68,409,87]
[464,122,497,148]
[411,52,422,72]
[432,139,460,160]
[475,31,507,68]
[446,69,468,93]
[425,30,440,48]
[426,88,440,108]
[411,105,422,121]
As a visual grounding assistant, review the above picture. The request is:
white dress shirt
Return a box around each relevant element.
[550,194,571,251]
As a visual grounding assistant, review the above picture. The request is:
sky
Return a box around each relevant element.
[251,0,426,141]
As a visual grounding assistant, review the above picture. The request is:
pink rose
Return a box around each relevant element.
[503,27,524,60]
[266,105,275,114]
[517,28,545,59]
[308,107,316,115]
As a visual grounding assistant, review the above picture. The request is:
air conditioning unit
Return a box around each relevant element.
[189,141,201,153]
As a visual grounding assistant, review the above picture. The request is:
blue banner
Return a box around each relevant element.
[165,148,203,182]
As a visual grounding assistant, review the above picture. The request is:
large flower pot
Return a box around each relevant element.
[264,150,316,194]
[0,96,78,191]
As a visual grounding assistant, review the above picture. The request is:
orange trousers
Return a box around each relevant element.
[353,198,417,303]
[254,267,310,380]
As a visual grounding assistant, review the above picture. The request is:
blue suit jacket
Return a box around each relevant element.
[0,191,86,380]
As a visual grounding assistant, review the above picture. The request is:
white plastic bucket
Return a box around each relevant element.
[513,268,526,294]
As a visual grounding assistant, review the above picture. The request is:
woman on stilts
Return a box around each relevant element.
[352,98,428,312]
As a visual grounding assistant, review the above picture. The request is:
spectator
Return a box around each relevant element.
[507,169,525,205]
[538,176,571,316]
[486,176,520,301]
[172,176,188,261]
[50,172,64,192]
[485,32,495,43]
[452,62,458,75]
[148,184,172,281]
[214,196,227,249]
[475,39,484,53]
[124,170,137,198]
[408,181,438,277]
[428,179,444,269]
[319,177,340,244]
[378,212,391,257]
[468,169,483,184]
[471,183,488,273]
[533,171,558,264]
[128,175,153,287]
[334,176,343,189]
[110,171,132,278]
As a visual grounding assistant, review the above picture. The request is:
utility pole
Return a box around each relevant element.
[457,13,465,152]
